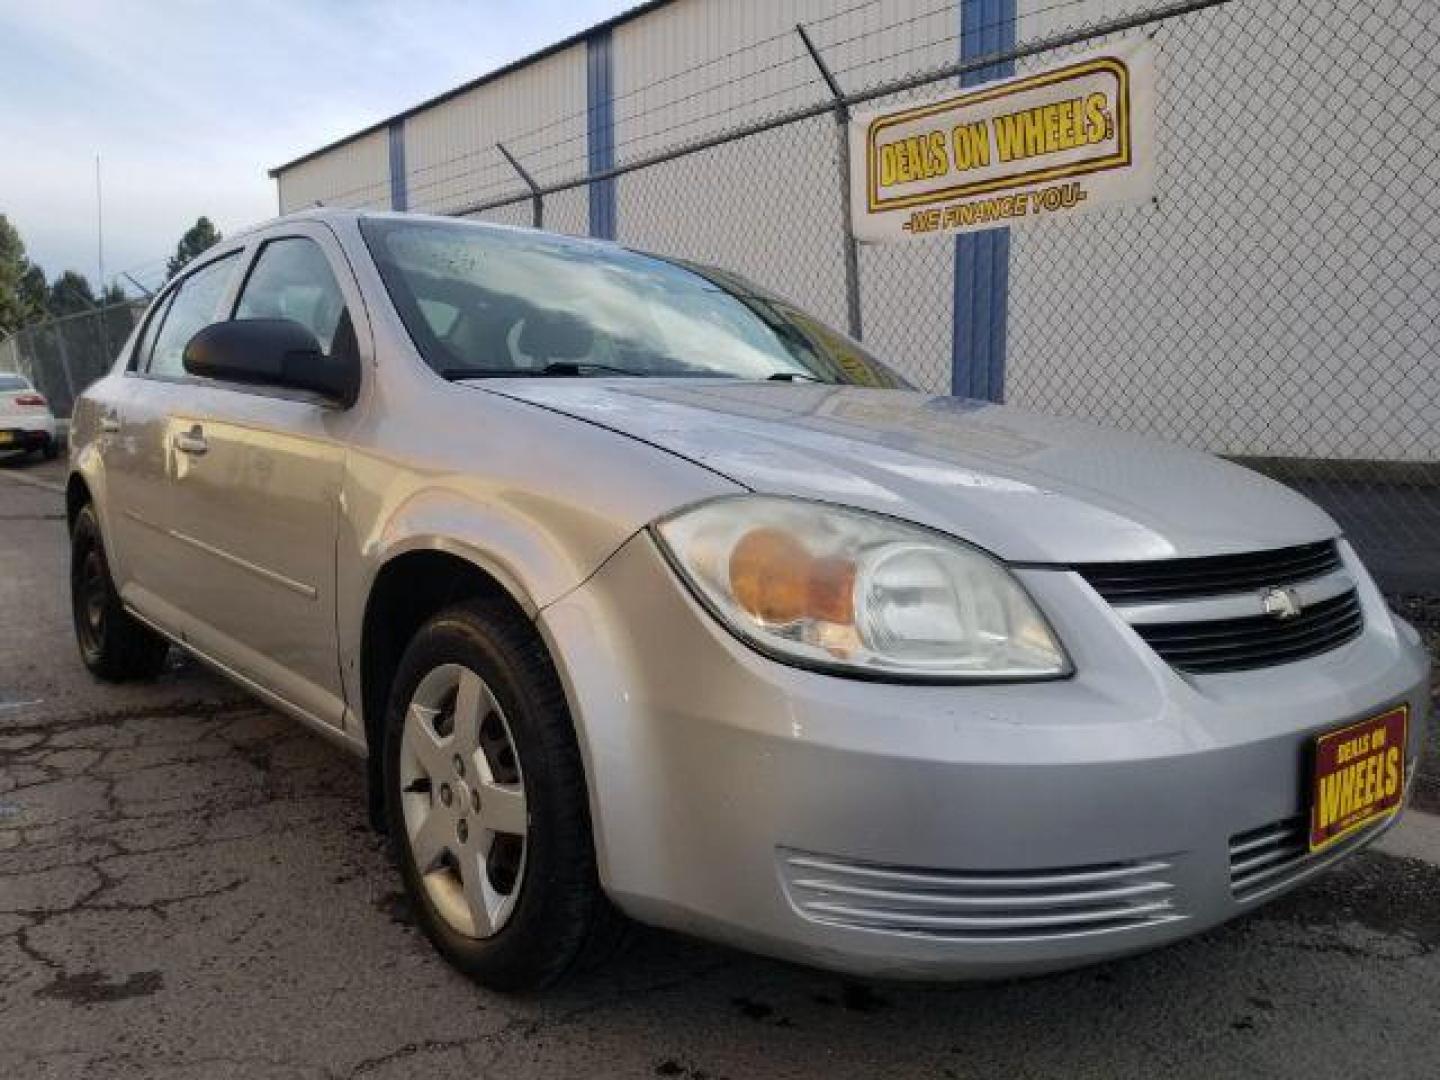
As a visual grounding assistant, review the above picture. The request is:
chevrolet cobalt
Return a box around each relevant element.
[67,211,1429,990]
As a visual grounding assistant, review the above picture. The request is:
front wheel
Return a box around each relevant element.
[383,600,621,991]
[70,504,170,681]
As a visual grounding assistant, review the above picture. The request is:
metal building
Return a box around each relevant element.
[270,0,1438,475]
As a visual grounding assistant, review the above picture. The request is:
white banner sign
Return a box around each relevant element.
[849,39,1155,243]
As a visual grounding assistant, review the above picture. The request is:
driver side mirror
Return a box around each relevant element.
[183,318,360,407]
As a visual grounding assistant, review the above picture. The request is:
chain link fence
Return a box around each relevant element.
[8,0,1435,594]
[1002,0,1438,597]
[461,0,1437,594]
[0,300,145,419]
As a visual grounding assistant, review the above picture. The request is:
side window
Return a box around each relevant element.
[145,254,241,377]
[235,238,351,356]
[130,291,174,371]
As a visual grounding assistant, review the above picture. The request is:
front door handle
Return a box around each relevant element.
[99,413,121,434]
[173,427,208,457]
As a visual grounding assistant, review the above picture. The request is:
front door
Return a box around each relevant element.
[155,227,366,728]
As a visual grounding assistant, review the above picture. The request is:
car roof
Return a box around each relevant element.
[235,208,619,251]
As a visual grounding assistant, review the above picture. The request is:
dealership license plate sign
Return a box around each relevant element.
[849,39,1156,242]
[1309,706,1408,852]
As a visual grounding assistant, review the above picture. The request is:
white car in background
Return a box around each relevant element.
[0,372,59,459]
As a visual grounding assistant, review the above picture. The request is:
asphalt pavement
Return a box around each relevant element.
[3,453,1439,1080]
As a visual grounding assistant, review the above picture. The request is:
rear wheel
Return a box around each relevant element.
[70,504,169,681]
[42,438,59,461]
[383,600,620,991]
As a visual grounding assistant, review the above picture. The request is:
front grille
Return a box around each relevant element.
[1134,587,1359,673]
[1229,811,1388,901]
[1133,590,1363,673]
[1072,539,1363,674]
[1075,540,1342,604]
[779,849,1181,941]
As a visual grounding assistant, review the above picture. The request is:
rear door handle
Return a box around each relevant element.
[172,427,208,456]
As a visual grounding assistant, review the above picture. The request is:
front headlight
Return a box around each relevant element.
[652,496,1070,681]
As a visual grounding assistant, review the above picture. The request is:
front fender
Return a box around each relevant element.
[365,491,579,617]
[335,447,742,732]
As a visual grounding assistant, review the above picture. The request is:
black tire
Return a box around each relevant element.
[383,599,623,991]
[42,438,59,461]
[70,503,170,681]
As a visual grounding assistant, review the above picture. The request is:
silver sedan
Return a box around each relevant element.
[67,210,1430,991]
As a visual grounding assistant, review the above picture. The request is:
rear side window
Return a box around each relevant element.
[0,374,29,392]
[144,254,241,377]
[235,238,351,357]
[131,292,174,372]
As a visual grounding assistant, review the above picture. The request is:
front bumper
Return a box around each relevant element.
[539,532,1431,979]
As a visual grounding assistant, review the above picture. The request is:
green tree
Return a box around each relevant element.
[100,282,127,306]
[165,216,222,281]
[47,270,97,316]
[0,213,42,334]
[19,263,49,317]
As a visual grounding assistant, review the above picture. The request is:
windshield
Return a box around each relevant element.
[360,217,907,387]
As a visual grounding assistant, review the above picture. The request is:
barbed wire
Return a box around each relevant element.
[285,0,1123,216]
[383,2,1088,213]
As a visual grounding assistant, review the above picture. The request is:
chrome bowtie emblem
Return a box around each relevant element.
[1261,586,1304,620]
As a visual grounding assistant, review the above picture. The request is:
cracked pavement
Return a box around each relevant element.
[3,455,1440,1079]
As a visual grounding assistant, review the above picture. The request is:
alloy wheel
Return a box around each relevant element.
[75,547,107,654]
[399,663,529,938]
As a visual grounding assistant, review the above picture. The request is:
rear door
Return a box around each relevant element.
[151,224,366,728]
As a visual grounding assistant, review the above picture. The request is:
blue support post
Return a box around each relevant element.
[951,0,1016,400]
[586,31,617,239]
[388,120,408,211]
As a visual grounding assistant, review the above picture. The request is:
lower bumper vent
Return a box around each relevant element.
[1229,809,1394,901]
[779,849,1182,941]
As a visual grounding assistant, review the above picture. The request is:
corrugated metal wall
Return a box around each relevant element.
[403,43,590,237]
[1002,0,1439,460]
[276,129,391,214]
[610,0,853,342]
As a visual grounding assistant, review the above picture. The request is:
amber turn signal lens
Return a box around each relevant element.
[729,527,855,626]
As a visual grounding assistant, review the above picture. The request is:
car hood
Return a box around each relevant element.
[476,381,1337,563]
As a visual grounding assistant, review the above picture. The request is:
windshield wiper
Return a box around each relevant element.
[538,361,644,377]
[438,367,517,380]
[437,362,644,380]
[443,362,804,381]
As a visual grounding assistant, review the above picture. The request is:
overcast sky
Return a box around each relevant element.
[0,0,631,293]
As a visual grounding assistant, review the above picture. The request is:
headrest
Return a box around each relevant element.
[518,307,592,360]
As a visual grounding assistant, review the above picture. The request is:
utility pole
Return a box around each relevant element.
[95,155,105,293]
[96,153,110,358]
